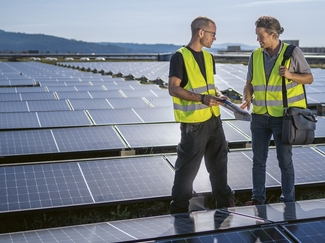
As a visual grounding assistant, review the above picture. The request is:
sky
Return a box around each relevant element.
[1,0,325,47]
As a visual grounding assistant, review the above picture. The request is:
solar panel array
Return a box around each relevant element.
[1,61,325,242]
[2,199,325,242]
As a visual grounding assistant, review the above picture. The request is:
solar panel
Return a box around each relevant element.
[79,156,174,202]
[229,199,325,223]
[88,90,124,99]
[225,120,251,138]
[115,123,180,148]
[156,226,291,243]
[0,129,58,156]
[27,100,71,112]
[0,87,17,94]
[56,91,92,99]
[0,208,269,243]
[223,122,251,142]
[142,97,173,108]
[150,88,170,97]
[37,110,93,128]
[46,86,77,92]
[0,93,21,101]
[0,101,28,112]
[283,220,325,242]
[243,147,325,186]
[20,92,56,101]
[75,85,105,91]
[0,112,40,129]
[87,109,143,125]
[133,107,175,123]
[8,79,35,86]
[166,150,280,194]
[107,97,151,109]
[52,126,127,152]
[220,106,236,120]
[69,98,113,110]
[16,87,47,93]
[120,89,160,98]
[0,163,93,213]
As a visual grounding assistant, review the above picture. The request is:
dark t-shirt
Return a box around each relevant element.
[168,46,216,88]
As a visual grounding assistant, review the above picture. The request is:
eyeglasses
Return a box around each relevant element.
[202,29,216,37]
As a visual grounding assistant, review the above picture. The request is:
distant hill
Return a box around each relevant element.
[0,29,256,54]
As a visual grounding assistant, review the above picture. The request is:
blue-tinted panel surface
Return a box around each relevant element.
[37,110,92,128]
[27,100,71,112]
[56,91,91,99]
[133,107,175,123]
[69,99,112,110]
[144,97,173,108]
[0,93,21,101]
[53,126,127,152]
[156,226,291,243]
[107,97,151,109]
[116,123,180,148]
[0,163,93,212]
[20,92,56,101]
[80,156,174,202]
[229,199,325,223]
[0,101,28,112]
[87,109,143,125]
[0,112,40,129]
[0,130,58,156]
[223,122,250,142]
[88,90,124,98]
[283,220,325,242]
[243,147,325,185]
[121,89,160,98]
[166,150,280,194]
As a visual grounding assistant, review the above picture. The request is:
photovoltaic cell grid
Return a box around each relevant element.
[0,126,129,157]
[116,123,180,148]
[243,146,325,185]
[68,98,113,110]
[52,126,127,152]
[229,199,325,224]
[282,220,325,242]
[0,155,173,213]
[37,110,93,127]
[0,129,58,156]
[0,112,40,129]
[79,156,174,202]
[0,208,271,243]
[87,109,144,125]
[0,163,93,212]
[166,150,280,194]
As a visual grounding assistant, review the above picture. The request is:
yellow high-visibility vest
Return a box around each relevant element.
[172,47,220,123]
[252,43,306,117]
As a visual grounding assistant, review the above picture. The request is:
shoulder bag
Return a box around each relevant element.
[281,45,317,145]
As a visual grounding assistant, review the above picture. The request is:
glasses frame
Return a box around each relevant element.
[201,29,216,37]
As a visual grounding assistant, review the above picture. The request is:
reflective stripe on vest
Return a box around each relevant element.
[252,43,306,117]
[172,47,220,123]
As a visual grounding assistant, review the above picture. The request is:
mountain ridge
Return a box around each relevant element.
[0,29,256,54]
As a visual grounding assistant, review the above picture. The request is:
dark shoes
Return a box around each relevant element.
[216,191,235,208]
[245,199,261,206]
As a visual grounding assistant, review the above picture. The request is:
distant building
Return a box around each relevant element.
[227,46,241,52]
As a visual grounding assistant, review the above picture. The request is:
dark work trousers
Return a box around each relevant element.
[170,115,233,214]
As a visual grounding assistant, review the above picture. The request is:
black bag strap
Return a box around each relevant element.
[281,44,308,109]
[281,44,296,108]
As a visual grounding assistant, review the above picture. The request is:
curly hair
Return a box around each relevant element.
[255,16,284,37]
